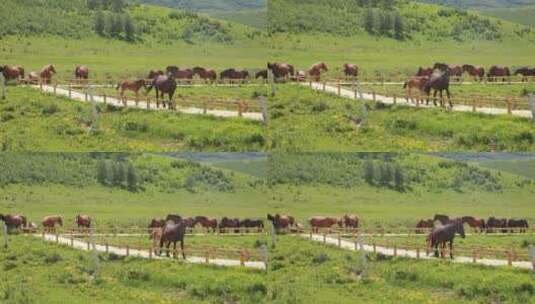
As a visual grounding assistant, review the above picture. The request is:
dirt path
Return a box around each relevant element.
[302,234,533,270]
[37,233,266,270]
[33,85,265,121]
[301,82,533,119]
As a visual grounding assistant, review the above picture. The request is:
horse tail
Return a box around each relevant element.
[403,81,408,89]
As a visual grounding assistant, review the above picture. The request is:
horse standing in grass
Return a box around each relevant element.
[267,62,294,80]
[40,64,56,84]
[27,71,40,84]
[507,219,529,233]
[309,216,338,233]
[487,65,510,82]
[192,67,217,83]
[461,216,485,233]
[403,76,428,104]
[343,63,358,78]
[416,67,433,77]
[147,70,164,81]
[147,73,177,109]
[1,65,25,84]
[148,218,166,237]
[166,66,194,83]
[193,216,218,233]
[462,65,485,81]
[74,65,89,81]
[267,214,295,233]
[75,214,91,233]
[220,69,249,82]
[427,219,465,258]
[160,220,186,259]
[449,65,463,81]
[308,62,328,82]
[424,63,452,108]
[0,214,27,232]
[255,69,268,80]
[116,79,147,105]
[42,215,63,233]
[416,219,434,234]
[514,67,535,82]
[338,214,359,229]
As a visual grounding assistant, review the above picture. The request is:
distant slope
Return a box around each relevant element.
[479,5,535,26]
[417,0,535,8]
[210,8,267,29]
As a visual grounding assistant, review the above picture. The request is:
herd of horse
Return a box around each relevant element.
[416,214,530,234]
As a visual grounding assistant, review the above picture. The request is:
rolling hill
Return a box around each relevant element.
[417,0,535,8]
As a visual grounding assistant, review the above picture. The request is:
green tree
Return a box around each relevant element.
[126,163,138,192]
[109,14,123,38]
[94,10,105,36]
[363,8,375,34]
[112,162,125,186]
[379,12,392,36]
[393,166,404,191]
[96,160,109,185]
[379,163,393,186]
[123,14,135,41]
[393,12,404,40]
[363,160,375,185]
[111,0,125,12]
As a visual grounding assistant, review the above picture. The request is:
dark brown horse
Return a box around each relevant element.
[514,67,535,82]
[267,214,295,232]
[0,214,27,231]
[160,220,186,259]
[308,62,328,81]
[42,215,63,233]
[147,74,177,109]
[487,217,507,233]
[75,214,91,230]
[337,214,359,229]
[343,63,358,78]
[416,219,434,234]
[267,62,294,79]
[74,65,89,80]
[461,216,485,233]
[424,63,452,107]
[427,220,465,258]
[192,67,217,82]
[116,79,147,105]
[166,66,194,83]
[220,69,249,81]
[462,65,485,81]
[240,219,264,232]
[1,65,25,83]
[219,217,240,233]
[404,76,428,104]
[193,216,218,233]
[416,67,433,77]
[487,65,510,82]
[507,219,529,233]
[148,218,166,237]
[165,214,183,224]
[148,70,164,80]
[433,214,450,225]
[449,65,463,81]
[309,216,338,233]
[40,64,56,84]
[255,69,268,80]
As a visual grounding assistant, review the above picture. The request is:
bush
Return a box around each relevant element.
[42,104,60,115]
[312,253,329,265]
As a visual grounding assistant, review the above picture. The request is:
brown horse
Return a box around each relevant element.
[219,217,240,233]
[75,214,91,231]
[295,70,306,82]
[309,216,338,233]
[416,67,433,77]
[514,67,535,82]
[240,219,264,232]
[424,63,452,107]
[116,79,147,105]
[433,214,450,225]
[337,214,359,229]
[487,65,510,82]
[0,214,27,232]
[1,65,25,83]
[167,66,194,83]
[148,70,164,80]
[462,65,485,81]
[267,214,295,232]
[255,69,268,80]
[27,71,40,84]
[461,216,485,233]
[40,64,56,84]
[220,69,249,81]
[74,65,89,80]
[507,219,529,233]
[487,217,507,233]
[427,219,465,258]
[42,215,63,233]
[193,216,218,232]
[151,227,163,255]
[416,219,434,234]
[192,67,217,82]
[343,64,358,78]
[449,65,463,81]
[267,62,294,80]
[308,62,328,81]
[148,218,166,237]
[160,220,186,259]
[147,74,177,109]
[403,76,428,104]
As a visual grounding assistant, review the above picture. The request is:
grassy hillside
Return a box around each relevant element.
[478,158,535,179]
[418,0,535,8]
[480,5,535,26]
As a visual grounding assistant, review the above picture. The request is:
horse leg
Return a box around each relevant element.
[433,90,438,107]
[439,90,444,107]
[446,88,452,108]
[173,241,177,259]
[166,241,171,257]
[180,238,185,260]
[434,242,439,258]
[159,238,164,256]
[449,241,453,259]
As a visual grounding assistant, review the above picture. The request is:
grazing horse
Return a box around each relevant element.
[220,69,249,81]
[239,219,264,232]
[338,214,359,229]
[461,216,485,233]
[75,214,91,231]
[308,62,328,81]
[267,214,295,232]
[416,219,434,234]
[514,67,535,82]
[343,63,358,78]
[147,74,177,109]
[27,71,40,84]
[182,217,196,229]
[424,63,452,107]
[74,65,89,81]
[487,65,510,82]
[507,219,529,233]
[309,216,338,233]
[255,69,268,80]
[40,64,56,84]
[267,62,295,80]
[0,214,27,232]
[165,214,183,224]
[148,218,166,237]
[428,219,465,258]
[166,66,194,83]
[462,65,485,82]
[42,215,63,233]
[116,79,147,105]
[160,220,186,259]
[416,67,433,77]
[147,70,164,80]
[295,70,306,82]
[219,217,240,233]
[403,76,428,104]
[449,65,463,81]
[192,67,217,82]
[487,217,507,233]
[1,65,25,83]
[433,214,450,226]
[193,216,218,233]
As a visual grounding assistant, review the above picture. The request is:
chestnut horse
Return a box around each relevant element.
[74,65,89,80]
[461,216,485,233]
[116,79,147,105]
[192,67,217,82]
[42,215,63,233]
[1,65,25,83]
[416,219,434,234]
[308,62,328,81]
[462,65,485,81]
[40,64,56,84]
[148,70,164,80]
[343,63,358,78]
[166,66,194,83]
[0,214,27,232]
[403,76,428,104]
[309,216,338,233]
[449,65,463,81]
[267,62,294,80]
[267,214,295,232]
[75,214,91,232]
[240,219,264,232]
[487,65,510,82]
[219,217,240,233]
[337,214,359,229]
[416,67,433,77]
[148,218,166,237]
[193,216,218,233]
[147,74,177,109]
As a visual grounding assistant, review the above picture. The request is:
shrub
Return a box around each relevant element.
[312,253,329,265]
[42,104,60,115]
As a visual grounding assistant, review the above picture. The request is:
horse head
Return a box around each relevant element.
[319,62,328,71]
[58,216,63,227]
[48,65,56,74]
[433,63,449,72]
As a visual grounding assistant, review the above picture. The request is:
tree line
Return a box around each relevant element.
[89,0,137,41]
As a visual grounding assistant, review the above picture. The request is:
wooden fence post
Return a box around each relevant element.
[507,251,512,266]
[416,247,420,259]
[0,74,6,100]
[322,81,326,92]
[506,97,512,114]
[149,247,153,259]
[105,242,109,253]
[87,241,90,251]
[323,233,326,244]
[372,91,376,102]
[53,83,57,95]
[393,245,397,257]
[393,94,397,105]
[337,233,341,247]
[55,233,59,243]
[126,245,130,257]
[373,243,376,254]
[240,251,245,266]
[205,250,210,264]
[337,80,341,96]
[68,83,72,99]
